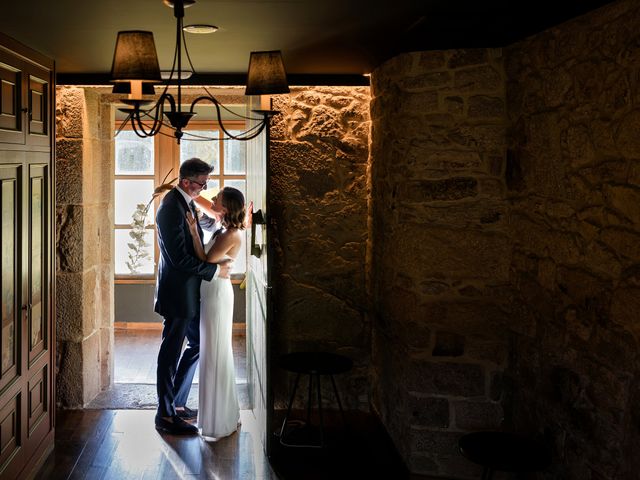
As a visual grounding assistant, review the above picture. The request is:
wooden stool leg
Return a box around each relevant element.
[316,372,324,447]
[279,372,301,441]
[306,373,313,425]
[329,374,347,429]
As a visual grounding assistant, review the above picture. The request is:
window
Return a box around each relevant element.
[114,121,247,282]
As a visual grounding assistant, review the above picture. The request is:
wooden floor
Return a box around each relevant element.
[114,328,247,384]
[35,409,277,480]
[35,328,416,479]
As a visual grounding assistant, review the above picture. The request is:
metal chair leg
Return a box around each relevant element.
[316,372,324,448]
[306,373,313,425]
[329,374,347,430]
[279,372,300,441]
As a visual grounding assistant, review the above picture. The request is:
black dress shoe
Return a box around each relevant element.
[155,415,198,435]
[175,406,198,420]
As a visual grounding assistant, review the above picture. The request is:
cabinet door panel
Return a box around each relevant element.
[0,53,23,145]
[0,165,21,393]
[28,165,47,364]
[0,392,23,477]
[27,74,48,146]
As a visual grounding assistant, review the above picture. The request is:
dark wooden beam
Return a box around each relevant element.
[56,73,370,87]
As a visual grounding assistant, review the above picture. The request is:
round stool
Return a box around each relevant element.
[459,431,551,480]
[278,352,353,448]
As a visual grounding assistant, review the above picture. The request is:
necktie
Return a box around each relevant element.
[189,201,203,245]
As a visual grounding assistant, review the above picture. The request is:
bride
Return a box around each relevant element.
[186,186,245,440]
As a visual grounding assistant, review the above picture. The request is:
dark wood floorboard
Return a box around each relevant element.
[35,410,277,480]
[38,330,411,479]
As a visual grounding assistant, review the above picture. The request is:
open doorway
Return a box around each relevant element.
[89,105,251,410]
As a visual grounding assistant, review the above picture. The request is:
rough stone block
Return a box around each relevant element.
[56,340,83,408]
[55,156,83,205]
[56,87,84,138]
[400,177,478,202]
[454,66,502,92]
[400,72,452,92]
[448,49,489,69]
[100,326,113,388]
[388,226,511,282]
[419,51,446,70]
[57,205,84,273]
[432,332,465,357]
[398,92,439,114]
[447,124,506,151]
[56,272,84,342]
[444,96,464,114]
[82,331,102,404]
[408,453,439,474]
[407,360,485,397]
[468,95,505,118]
[453,400,503,430]
[410,428,462,456]
[465,336,508,366]
[610,286,640,340]
[408,395,450,428]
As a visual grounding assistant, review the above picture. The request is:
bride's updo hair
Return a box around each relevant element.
[220,187,246,230]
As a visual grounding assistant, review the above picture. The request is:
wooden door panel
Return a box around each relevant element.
[0,391,22,478]
[27,365,47,436]
[0,34,54,479]
[245,96,272,455]
[28,165,47,364]
[0,53,23,145]
[27,74,48,146]
[0,165,22,393]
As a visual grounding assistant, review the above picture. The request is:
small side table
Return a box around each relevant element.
[459,431,551,480]
[278,351,353,448]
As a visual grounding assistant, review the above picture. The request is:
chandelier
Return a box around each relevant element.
[110,0,290,144]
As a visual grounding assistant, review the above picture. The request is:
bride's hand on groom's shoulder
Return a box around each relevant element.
[217,258,233,279]
[185,212,198,235]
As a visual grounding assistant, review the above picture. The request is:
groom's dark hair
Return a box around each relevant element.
[180,157,213,179]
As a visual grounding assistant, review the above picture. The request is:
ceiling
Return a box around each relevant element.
[0,0,616,81]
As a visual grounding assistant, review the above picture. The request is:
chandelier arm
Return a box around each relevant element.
[131,110,152,138]
[196,84,266,121]
[115,113,133,136]
[188,95,268,140]
[131,100,164,137]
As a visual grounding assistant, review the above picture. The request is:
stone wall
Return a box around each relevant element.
[56,87,114,407]
[369,50,510,477]
[270,87,372,410]
[505,0,640,478]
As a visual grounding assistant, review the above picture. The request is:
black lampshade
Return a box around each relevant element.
[112,82,156,95]
[111,31,162,83]
[245,50,290,96]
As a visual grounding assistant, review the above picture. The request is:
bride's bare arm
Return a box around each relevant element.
[206,230,241,263]
[194,195,218,219]
[185,211,207,262]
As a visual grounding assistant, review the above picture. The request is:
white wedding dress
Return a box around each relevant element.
[198,240,240,440]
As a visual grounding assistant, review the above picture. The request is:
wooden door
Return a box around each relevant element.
[0,34,54,480]
[245,97,273,455]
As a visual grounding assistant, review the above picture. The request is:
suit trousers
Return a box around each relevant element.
[156,313,200,417]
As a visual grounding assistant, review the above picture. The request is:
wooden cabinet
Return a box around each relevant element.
[0,34,54,480]
[0,46,51,148]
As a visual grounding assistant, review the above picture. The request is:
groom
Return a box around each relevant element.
[154,157,231,435]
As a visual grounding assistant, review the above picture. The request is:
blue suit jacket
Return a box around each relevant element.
[154,188,217,318]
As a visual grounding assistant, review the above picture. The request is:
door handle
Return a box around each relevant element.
[251,209,266,258]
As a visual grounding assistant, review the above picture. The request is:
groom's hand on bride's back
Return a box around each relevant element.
[217,259,233,279]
